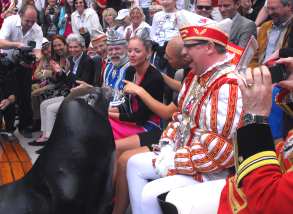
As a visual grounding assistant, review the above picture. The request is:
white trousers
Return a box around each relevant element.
[127,152,229,214]
[40,96,64,138]
[166,179,226,214]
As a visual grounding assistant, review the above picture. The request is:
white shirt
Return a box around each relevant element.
[72,52,83,75]
[116,26,126,36]
[71,8,103,36]
[150,11,179,46]
[124,21,151,39]
[139,0,152,8]
[0,14,43,59]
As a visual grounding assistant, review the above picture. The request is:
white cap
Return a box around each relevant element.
[115,9,129,21]
[176,10,232,47]
[42,37,50,48]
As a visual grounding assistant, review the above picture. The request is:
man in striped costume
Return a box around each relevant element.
[126,11,243,214]
[103,29,129,91]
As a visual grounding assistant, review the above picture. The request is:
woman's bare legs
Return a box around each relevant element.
[112,146,150,214]
[113,135,141,184]
[115,135,141,159]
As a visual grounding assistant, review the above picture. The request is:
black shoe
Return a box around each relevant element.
[35,147,45,154]
[19,128,32,138]
[28,140,47,146]
[0,131,17,141]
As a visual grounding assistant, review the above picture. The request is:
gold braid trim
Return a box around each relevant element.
[236,151,280,186]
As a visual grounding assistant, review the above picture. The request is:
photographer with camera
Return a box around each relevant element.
[43,0,60,39]
[0,4,43,138]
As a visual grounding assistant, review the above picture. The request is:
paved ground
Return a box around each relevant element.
[16,129,41,164]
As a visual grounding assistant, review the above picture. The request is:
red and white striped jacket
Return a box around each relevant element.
[158,57,243,180]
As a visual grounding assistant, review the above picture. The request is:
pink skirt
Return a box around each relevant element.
[109,118,145,140]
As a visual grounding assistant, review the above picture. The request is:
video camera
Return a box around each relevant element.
[13,41,36,64]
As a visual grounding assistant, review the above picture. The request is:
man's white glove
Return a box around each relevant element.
[154,144,175,177]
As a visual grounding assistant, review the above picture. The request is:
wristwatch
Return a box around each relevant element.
[243,113,269,126]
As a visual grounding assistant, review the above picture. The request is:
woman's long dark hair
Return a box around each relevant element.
[72,0,88,11]
[51,35,67,61]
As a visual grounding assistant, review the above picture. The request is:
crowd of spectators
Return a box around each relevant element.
[0,0,293,213]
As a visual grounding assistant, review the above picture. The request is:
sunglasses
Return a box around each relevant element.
[184,41,208,48]
[196,5,213,10]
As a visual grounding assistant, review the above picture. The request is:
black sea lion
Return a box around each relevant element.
[0,87,115,214]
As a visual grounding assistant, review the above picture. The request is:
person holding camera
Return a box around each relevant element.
[0,4,43,138]
[43,0,60,39]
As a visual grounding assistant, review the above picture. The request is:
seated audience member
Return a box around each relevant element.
[90,33,108,86]
[102,8,118,33]
[31,35,69,132]
[115,9,131,36]
[43,0,60,38]
[72,29,129,98]
[86,42,96,58]
[108,35,164,155]
[194,0,214,19]
[218,0,257,48]
[30,33,95,146]
[125,11,243,214]
[250,0,293,66]
[238,0,259,21]
[31,38,52,130]
[217,59,293,214]
[124,6,151,40]
[133,0,152,24]
[112,35,191,214]
[71,0,103,47]
[103,29,129,91]
[58,0,74,37]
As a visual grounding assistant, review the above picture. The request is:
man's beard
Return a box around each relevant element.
[111,53,127,66]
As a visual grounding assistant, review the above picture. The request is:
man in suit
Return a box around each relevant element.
[65,34,95,86]
[218,0,257,48]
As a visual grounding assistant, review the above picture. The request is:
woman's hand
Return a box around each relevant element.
[123,80,143,95]
[109,107,119,113]
[49,60,62,73]
[238,66,272,116]
[108,111,120,119]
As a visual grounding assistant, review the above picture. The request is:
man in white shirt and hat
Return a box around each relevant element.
[126,11,243,214]
[115,9,131,36]
[0,4,43,138]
